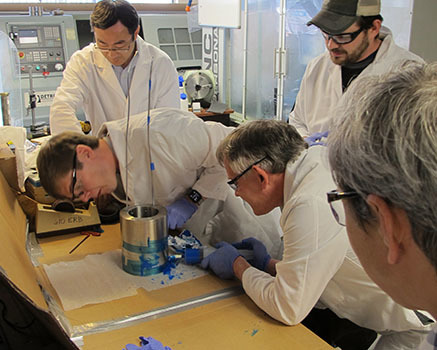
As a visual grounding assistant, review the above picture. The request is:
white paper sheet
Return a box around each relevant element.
[43,249,208,311]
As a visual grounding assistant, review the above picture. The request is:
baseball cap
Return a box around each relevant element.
[307,0,381,34]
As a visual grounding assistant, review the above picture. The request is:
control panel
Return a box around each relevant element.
[9,24,66,74]
[0,15,79,128]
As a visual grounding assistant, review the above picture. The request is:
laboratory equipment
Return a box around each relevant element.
[35,201,101,237]
[183,69,215,108]
[120,205,168,276]
[178,75,189,111]
[0,14,79,129]
[140,14,202,70]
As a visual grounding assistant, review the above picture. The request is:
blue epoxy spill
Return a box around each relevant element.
[139,253,160,276]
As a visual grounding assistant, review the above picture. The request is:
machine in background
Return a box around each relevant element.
[140,13,202,71]
[0,14,79,135]
[183,69,215,109]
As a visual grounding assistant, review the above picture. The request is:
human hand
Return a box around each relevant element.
[166,197,198,230]
[232,237,271,271]
[123,336,172,350]
[200,242,241,279]
[304,131,329,146]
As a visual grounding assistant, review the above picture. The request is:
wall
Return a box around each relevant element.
[410,0,437,62]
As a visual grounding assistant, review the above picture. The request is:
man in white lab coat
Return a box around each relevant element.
[38,108,282,257]
[203,120,431,349]
[328,62,437,350]
[50,0,180,136]
[289,0,423,138]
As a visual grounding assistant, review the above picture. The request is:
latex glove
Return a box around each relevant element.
[166,197,198,230]
[304,131,329,146]
[232,237,271,271]
[123,336,172,350]
[200,242,241,279]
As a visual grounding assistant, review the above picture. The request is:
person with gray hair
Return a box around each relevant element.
[39,108,283,259]
[201,119,432,349]
[327,61,437,349]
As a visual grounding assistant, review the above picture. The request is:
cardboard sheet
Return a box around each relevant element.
[43,249,208,311]
[0,161,332,350]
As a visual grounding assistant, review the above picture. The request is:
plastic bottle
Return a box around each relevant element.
[178,75,189,111]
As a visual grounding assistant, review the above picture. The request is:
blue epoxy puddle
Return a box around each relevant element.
[160,258,185,284]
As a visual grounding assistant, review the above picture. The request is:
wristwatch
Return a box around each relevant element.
[187,189,203,205]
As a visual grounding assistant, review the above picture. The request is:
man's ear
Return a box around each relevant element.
[252,165,269,189]
[134,25,140,40]
[76,144,93,162]
[369,19,382,38]
[366,194,408,265]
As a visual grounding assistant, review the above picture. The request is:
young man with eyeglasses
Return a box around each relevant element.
[202,119,431,349]
[50,0,180,136]
[328,62,437,350]
[289,0,423,138]
[38,108,283,259]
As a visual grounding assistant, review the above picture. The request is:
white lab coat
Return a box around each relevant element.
[98,108,283,256]
[50,37,180,135]
[289,27,424,136]
[241,146,429,348]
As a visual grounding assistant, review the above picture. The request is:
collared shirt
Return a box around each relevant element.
[112,49,140,97]
[49,36,180,136]
[419,325,437,350]
[241,146,429,337]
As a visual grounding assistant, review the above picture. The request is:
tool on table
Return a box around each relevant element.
[35,198,101,237]
[69,229,102,254]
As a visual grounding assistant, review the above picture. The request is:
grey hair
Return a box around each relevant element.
[216,119,307,174]
[328,61,437,270]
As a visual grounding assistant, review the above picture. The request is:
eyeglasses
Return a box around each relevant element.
[321,27,364,45]
[327,189,359,226]
[94,40,133,52]
[70,148,78,201]
[227,156,267,191]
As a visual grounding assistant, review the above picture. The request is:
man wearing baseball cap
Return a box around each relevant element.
[289,0,423,138]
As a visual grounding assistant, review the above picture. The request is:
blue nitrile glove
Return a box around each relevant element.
[304,131,329,146]
[200,242,241,279]
[232,237,271,271]
[166,197,198,230]
[123,336,172,350]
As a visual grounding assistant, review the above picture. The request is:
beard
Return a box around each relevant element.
[329,33,370,66]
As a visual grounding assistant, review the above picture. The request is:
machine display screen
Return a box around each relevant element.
[18,29,38,44]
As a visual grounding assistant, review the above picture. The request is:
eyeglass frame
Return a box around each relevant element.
[321,27,365,45]
[93,38,134,52]
[227,156,268,190]
[327,189,359,226]
[70,148,78,201]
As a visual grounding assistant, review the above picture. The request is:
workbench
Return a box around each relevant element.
[0,170,332,350]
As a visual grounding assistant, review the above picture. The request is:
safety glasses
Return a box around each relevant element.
[321,27,364,45]
[70,148,78,201]
[227,156,267,190]
[327,189,359,226]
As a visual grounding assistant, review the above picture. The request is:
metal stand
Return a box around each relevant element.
[27,65,49,138]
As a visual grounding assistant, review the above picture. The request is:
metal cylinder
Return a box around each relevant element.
[0,93,10,126]
[120,205,168,276]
